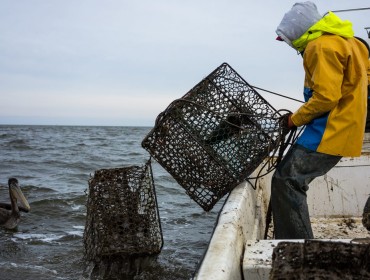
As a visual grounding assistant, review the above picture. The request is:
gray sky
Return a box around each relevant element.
[1,1,369,126]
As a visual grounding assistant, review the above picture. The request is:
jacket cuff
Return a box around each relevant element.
[290,112,302,127]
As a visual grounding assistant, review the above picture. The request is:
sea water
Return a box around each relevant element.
[0,125,225,280]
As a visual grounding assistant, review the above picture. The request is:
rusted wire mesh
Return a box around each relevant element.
[142,63,282,211]
[270,240,370,279]
[83,160,163,261]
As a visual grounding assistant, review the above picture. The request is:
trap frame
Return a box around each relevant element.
[270,240,370,278]
[83,160,163,261]
[142,63,283,211]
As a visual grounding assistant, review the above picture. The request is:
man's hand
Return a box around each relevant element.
[287,113,295,129]
[279,113,296,134]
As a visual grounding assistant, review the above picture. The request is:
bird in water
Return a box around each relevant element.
[0,178,31,229]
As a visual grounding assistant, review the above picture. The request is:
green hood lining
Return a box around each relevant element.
[292,12,354,52]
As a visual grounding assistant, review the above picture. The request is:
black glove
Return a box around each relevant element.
[279,113,293,135]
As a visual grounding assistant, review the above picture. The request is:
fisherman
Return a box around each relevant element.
[359,37,370,231]
[355,36,370,131]
[272,1,370,239]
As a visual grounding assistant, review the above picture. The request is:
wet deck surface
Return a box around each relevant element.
[265,217,369,239]
[243,217,370,279]
[311,217,369,239]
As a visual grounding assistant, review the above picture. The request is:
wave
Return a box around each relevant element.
[12,233,65,244]
[6,139,32,150]
[0,125,214,280]
[0,262,65,280]
[12,228,84,244]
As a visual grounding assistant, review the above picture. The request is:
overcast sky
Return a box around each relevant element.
[0,1,369,126]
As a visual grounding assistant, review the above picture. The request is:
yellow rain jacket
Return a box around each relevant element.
[368,58,370,85]
[289,13,369,157]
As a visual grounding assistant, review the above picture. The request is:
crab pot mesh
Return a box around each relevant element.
[83,161,163,261]
[142,63,281,211]
[270,240,370,278]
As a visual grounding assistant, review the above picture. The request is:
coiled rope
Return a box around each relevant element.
[155,95,303,187]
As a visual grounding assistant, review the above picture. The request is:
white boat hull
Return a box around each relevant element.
[194,134,370,280]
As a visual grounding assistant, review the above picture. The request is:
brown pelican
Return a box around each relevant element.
[0,178,31,229]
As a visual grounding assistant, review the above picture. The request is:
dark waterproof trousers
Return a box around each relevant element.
[363,196,370,231]
[271,144,342,239]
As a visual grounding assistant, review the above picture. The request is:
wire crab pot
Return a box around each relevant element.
[142,63,283,211]
[83,160,163,261]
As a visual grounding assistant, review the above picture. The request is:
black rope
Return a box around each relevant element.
[155,97,302,187]
[146,157,164,251]
[154,97,304,238]
[247,109,302,184]
[243,109,302,239]
[264,198,273,239]
[252,86,304,104]
[159,98,302,182]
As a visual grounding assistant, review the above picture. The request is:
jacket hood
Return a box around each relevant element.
[276,2,321,48]
[292,12,354,52]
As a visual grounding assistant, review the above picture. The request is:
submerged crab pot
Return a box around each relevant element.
[142,63,280,211]
[83,162,163,261]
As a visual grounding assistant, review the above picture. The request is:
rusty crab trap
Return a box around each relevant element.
[142,63,286,211]
[83,160,163,261]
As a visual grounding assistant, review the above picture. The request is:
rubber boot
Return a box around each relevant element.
[363,196,370,231]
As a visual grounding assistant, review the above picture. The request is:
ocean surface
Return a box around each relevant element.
[0,125,225,280]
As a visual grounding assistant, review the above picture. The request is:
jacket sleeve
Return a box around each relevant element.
[368,59,370,86]
[291,40,344,127]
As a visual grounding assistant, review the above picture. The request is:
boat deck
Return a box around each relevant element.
[244,217,370,280]
[311,217,368,239]
[264,217,368,239]
[242,217,370,280]
[194,134,370,280]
